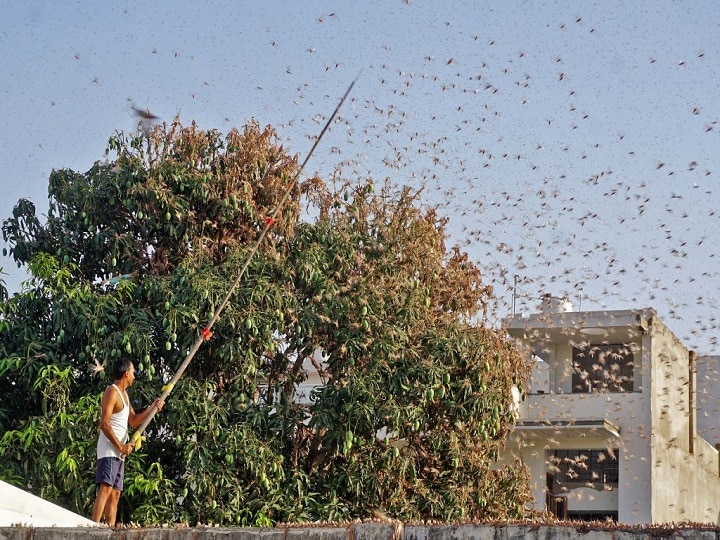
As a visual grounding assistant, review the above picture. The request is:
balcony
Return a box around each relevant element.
[514,418,621,440]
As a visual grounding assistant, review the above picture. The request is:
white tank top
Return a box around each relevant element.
[96,384,130,459]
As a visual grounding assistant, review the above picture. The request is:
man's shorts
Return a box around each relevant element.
[95,457,125,491]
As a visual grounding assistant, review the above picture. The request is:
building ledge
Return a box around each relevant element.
[513,418,621,439]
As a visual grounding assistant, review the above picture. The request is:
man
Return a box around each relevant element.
[91,358,164,527]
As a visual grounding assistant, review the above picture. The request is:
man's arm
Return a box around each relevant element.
[128,398,164,429]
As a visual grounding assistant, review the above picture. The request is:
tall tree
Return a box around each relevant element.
[0,120,531,525]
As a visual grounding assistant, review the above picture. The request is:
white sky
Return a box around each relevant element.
[2,0,720,353]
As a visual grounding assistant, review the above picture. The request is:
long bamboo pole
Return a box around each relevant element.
[129,76,358,447]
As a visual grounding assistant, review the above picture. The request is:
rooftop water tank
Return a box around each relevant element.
[539,294,573,313]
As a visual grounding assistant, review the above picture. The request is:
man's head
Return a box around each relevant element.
[113,358,136,385]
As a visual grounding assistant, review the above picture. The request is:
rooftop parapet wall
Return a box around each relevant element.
[3,523,720,540]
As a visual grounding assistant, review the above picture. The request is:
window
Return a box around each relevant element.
[572,343,634,393]
[552,449,619,484]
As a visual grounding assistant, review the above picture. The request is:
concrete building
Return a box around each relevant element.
[500,299,720,524]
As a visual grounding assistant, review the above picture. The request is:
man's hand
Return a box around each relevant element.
[120,443,134,456]
[154,398,165,412]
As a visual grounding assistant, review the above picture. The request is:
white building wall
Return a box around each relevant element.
[506,444,546,513]
[648,322,720,524]
[616,424,652,524]
[615,329,653,524]
[696,355,720,447]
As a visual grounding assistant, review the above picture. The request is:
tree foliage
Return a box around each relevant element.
[0,119,531,525]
